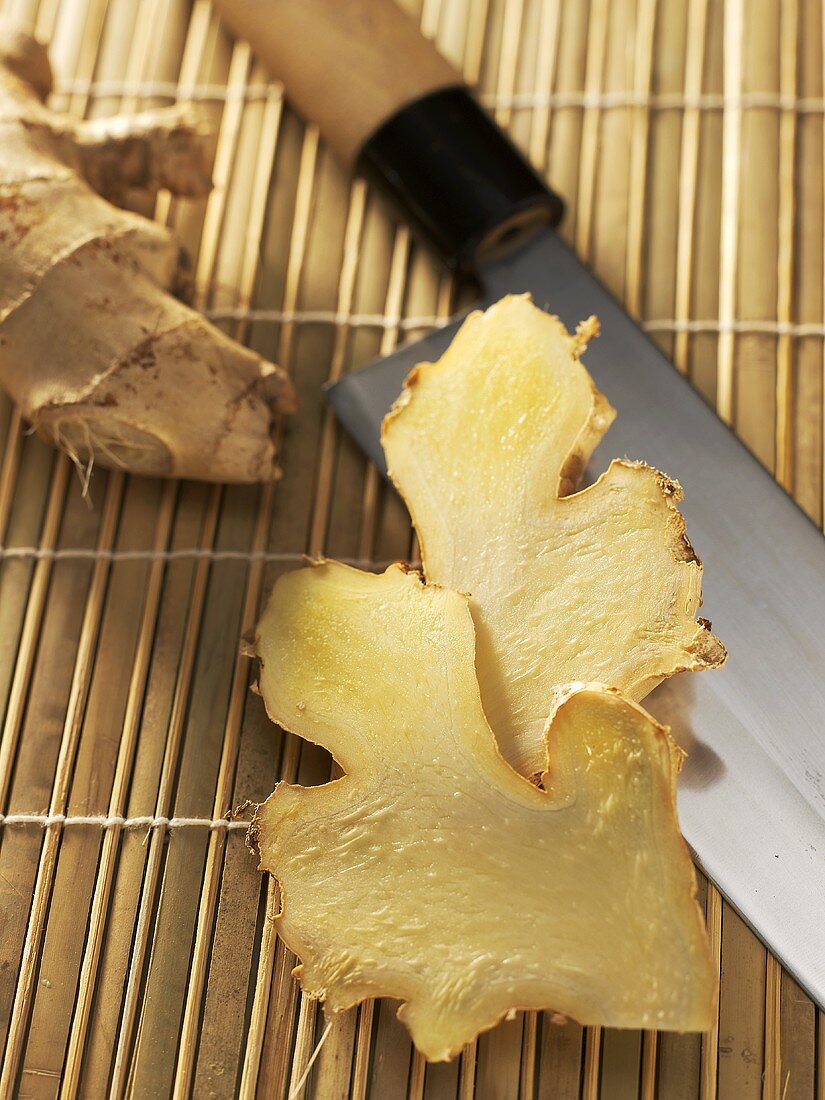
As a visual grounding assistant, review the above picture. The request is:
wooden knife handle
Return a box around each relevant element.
[212,0,459,166]
[214,0,563,270]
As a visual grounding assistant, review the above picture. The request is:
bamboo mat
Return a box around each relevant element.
[0,0,822,1096]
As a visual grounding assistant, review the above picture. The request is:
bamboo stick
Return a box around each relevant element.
[688,0,724,404]
[764,955,783,1100]
[575,0,608,259]
[59,482,176,1098]
[546,0,589,246]
[519,1012,538,1100]
[526,0,560,171]
[45,0,106,116]
[536,1015,583,1100]
[581,1026,601,1100]
[777,973,816,1100]
[674,0,710,375]
[20,480,165,1097]
[0,458,67,811]
[75,485,213,1093]
[734,0,782,472]
[154,0,219,232]
[1,0,39,29]
[107,485,222,1098]
[599,1028,642,1100]
[33,0,60,40]
[422,1056,459,1100]
[237,799,292,1100]
[0,409,24,540]
[774,0,799,491]
[642,0,687,363]
[0,442,57,788]
[129,496,262,1097]
[171,479,273,1100]
[789,0,823,528]
[716,905,767,1100]
[656,876,707,1100]
[0,471,125,1098]
[624,0,656,317]
[700,882,723,1100]
[0,452,75,1072]
[822,0,825,537]
[590,0,634,301]
[716,0,744,426]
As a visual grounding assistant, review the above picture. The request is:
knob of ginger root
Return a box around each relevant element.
[0,22,296,483]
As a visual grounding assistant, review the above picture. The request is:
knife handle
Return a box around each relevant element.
[213,0,563,271]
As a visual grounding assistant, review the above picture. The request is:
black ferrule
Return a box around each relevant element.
[357,85,563,272]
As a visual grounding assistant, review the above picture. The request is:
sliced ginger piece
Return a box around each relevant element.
[382,295,726,777]
[252,560,715,1062]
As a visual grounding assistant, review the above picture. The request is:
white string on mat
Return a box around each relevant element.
[53,78,280,102]
[50,77,825,115]
[205,308,825,339]
[0,547,408,568]
[643,318,825,337]
[0,547,291,563]
[483,90,825,111]
[204,307,449,330]
[0,547,305,563]
[0,812,250,831]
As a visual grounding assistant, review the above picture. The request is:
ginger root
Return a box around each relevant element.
[252,561,716,1060]
[0,23,296,482]
[382,295,726,777]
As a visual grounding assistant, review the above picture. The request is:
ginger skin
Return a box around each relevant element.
[0,23,296,482]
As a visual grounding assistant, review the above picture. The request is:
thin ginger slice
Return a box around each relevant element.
[253,560,715,1062]
[382,295,726,777]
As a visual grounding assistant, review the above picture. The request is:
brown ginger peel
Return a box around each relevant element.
[0,22,296,482]
[382,294,726,777]
[252,561,716,1061]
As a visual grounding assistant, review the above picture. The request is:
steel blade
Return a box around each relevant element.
[325,318,460,472]
[326,229,825,1009]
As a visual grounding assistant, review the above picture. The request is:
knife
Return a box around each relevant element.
[213,0,825,1009]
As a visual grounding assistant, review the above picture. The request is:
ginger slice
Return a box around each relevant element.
[382,295,726,777]
[0,23,295,482]
[253,560,715,1062]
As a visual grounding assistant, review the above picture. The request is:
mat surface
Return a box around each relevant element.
[0,0,822,1097]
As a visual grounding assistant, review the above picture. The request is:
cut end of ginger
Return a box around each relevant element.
[382,294,726,778]
[252,561,716,1062]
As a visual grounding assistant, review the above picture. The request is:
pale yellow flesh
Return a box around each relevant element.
[382,295,726,777]
[254,561,715,1062]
